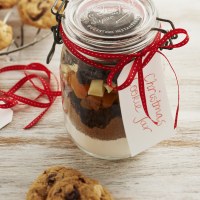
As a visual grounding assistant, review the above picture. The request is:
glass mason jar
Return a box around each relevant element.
[60,0,160,159]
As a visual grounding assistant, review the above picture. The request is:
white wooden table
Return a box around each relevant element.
[0,1,199,199]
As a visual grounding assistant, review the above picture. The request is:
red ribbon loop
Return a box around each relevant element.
[60,25,189,90]
[60,24,189,128]
[0,63,61,129]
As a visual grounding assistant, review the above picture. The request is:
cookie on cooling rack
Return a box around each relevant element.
[18,0,63,29]
[26,166,114,200]
[0,21,13,50]
[0,0,17,9]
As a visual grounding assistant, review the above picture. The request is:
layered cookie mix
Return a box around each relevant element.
[61,48,130,158]
[26,166,113,200]
[0,0,17,9]
[0,21,13,50]
[17,0,63,29]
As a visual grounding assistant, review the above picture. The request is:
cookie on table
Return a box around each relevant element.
[17,0,63,29]
[26,166,114,200]
[0,0,17,9]
[0,21,13,50]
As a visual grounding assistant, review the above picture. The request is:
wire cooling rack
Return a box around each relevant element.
[0,9,51,56]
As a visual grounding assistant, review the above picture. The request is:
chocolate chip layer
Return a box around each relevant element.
[65,92,126,140]
[69,91,121,129]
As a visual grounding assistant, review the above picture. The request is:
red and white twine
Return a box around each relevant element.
[0,63,61,129]
[60,25,189,128]
[0,26,189,129]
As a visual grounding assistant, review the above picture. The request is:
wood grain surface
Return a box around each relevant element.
[0,1,200,200]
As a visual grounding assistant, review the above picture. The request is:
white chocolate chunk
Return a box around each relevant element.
[104,83,116,93]
[88,80,105,97]
[93,185,103,198]
[61,64,78,73]
[68,64,78,72]
[60,64,71,74]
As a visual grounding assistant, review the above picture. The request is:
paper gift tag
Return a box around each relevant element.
[118,54,175,156]
[0,101,13,130]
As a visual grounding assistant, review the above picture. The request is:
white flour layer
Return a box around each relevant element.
[65,115,131,159]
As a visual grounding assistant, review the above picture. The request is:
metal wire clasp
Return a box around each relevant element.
[47,0,68,64]
[152,17,179,50]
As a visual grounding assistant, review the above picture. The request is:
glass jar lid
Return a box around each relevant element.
[62,0,159,53]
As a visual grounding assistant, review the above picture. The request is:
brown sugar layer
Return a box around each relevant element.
[65,95,126,141]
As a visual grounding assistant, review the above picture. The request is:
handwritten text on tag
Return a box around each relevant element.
[118,54,175,156]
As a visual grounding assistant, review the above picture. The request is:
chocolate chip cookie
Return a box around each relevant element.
[26,166,114,200]
[17,0,63,29]
[0,0,17,9]
[0,21,13,50]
